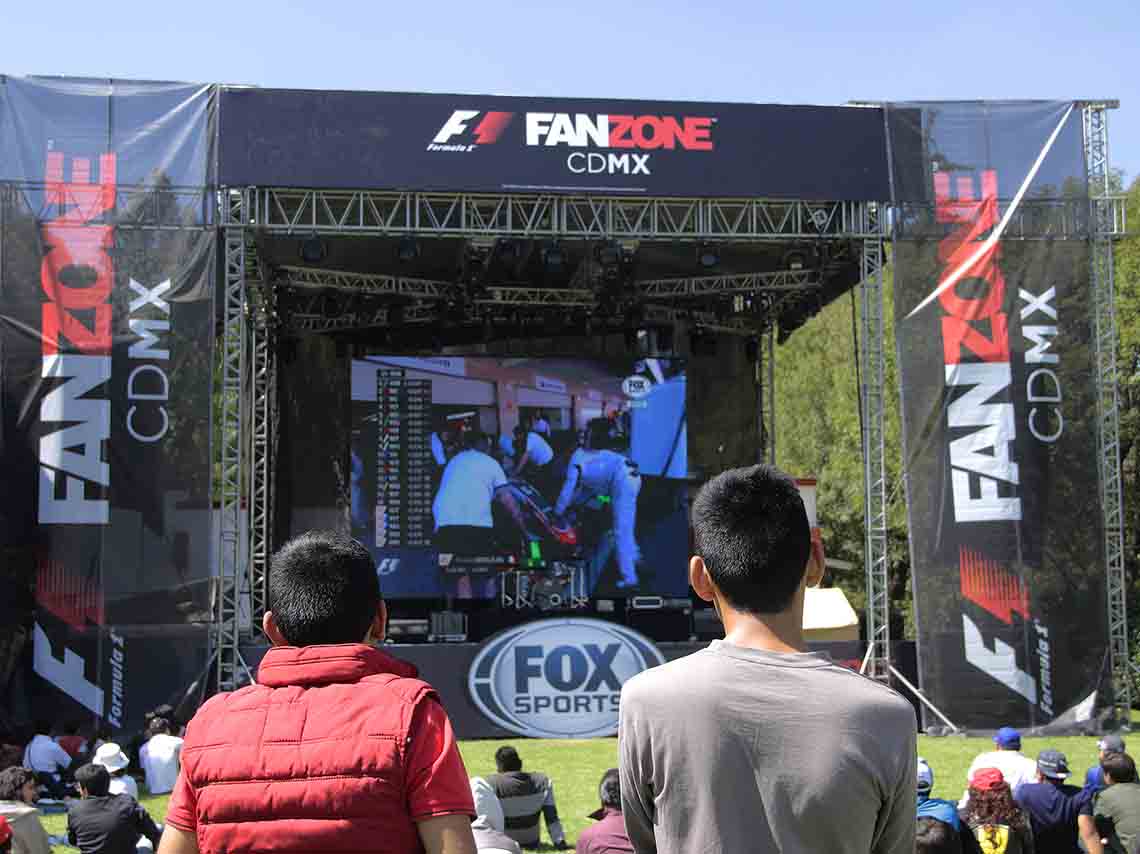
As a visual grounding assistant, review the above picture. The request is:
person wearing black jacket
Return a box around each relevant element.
[67,765,161,854]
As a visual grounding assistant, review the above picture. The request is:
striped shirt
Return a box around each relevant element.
[486,771,565,847]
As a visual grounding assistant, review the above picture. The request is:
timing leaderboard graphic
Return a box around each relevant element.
[349,356,689,600]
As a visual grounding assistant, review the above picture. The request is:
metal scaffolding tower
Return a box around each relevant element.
[1084,103,1130,725]
[859,227,890,684]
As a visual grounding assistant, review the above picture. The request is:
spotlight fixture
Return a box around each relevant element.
[396,236,420,263]
[299,235,327,265]
[541,241,566,273]
[595,242,622,268]
[697,243,720,269]
[783,249,808,271]
[495,238,520,264]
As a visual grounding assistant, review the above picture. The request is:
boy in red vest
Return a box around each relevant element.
[158,531,476,854]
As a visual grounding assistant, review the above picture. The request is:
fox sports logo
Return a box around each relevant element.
[468,618,666,738]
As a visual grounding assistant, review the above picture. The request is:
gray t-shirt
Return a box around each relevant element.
[618,640,917,854]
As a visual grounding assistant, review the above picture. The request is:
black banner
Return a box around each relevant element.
[218,88,890,199]
[0,77,216,733]
[888,102,1105,729]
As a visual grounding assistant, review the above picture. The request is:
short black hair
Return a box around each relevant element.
[1104,752,1137,784]
[63,721,81,736]
[690,465,811,614]
[916,818,961,854]
[75,764,110,797]
[495,746,522,772]
[599,768,621,809]
[148,718,171,737]
[268,531,381,646]
[0,767,35,801]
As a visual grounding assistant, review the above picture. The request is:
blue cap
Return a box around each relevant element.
[994,727,1021,749]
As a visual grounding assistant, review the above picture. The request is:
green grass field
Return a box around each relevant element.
[37,734,1108,852]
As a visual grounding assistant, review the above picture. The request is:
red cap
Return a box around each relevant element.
[0,815,12,844]
[970,767,1008,792]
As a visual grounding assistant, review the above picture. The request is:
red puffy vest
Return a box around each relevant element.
[179,644,437,854]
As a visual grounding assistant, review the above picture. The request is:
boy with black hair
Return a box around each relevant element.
[486,747,565,850]
[67,764,161,854]
[0,767,52,854]
[1013,749,1090,854]
[577,769,633,854]
[619,464,917,854]
[916,817,962,854]
[158,531,475,854]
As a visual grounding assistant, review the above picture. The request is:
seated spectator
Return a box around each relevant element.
[469,778,520,854]
[138,719,181,795]
[1013,749,1090,854]
[486,746,566,850]
[67,764,161,854]
[917,817,962,854]
[961,728,1039,808]
[0,767,52,854]
[918,757,961,831]
[1088,737,1127,795]
[92,745,138,801]
[56,722,87,761]
[1079,753,1140,854]
[961,768,1034,854]
[21,720,72,799]
[0,815,12,854]
[577,768,632,854]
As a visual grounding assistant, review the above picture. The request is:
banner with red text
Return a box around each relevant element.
[887,102,1105,729]
[0,78,215,732]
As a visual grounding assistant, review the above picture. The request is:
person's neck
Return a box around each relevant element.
[719,597,806,654]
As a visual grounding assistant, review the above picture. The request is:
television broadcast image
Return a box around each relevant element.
[350,356,689,607]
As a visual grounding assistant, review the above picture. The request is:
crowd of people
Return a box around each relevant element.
[2,463,1136,854]
[0,710,184,854]
[915,730,1140,854]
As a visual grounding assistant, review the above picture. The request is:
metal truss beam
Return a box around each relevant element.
[277,265,449,300]
[892,196,1127,240]
[282,302,436,333]
[247,300,276,625]
[1084,104,1130,725]
[232,188,884,240]
[215,218,247,693]
[8,181,213,230]
[638,270,820,299]
[860,235,890,685]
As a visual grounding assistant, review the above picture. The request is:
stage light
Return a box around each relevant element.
[784,249,808,271]
[299,235,326,265]
[595,242,622,268]
[697,243,720,269]
[495,238,520,264]
[396,236,419,263]
[541,241,566,272]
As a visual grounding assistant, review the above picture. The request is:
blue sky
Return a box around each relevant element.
[4,0,1137,182]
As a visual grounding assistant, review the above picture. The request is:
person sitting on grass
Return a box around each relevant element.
[93,744,138,802]
[577,768,632,854]
[486,746,566,850]
[67,764,161,854]
[469,778,520,854]
[916,817,962,854]
[917,758,961,831]
[960,728,1039,809]
[0,767,52,854]
[1079,752,1140,854]
[960,768,1034,854]
[22,719,73,799]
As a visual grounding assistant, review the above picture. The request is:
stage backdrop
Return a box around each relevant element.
[887,101,1105,730]
[0,77,216,732]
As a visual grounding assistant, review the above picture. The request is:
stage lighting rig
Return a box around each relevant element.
[697,243,720,269]
[541,241,566,273]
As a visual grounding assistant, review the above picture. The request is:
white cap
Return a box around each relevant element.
[917,756,934,792]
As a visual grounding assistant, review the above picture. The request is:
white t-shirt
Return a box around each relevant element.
[533,418,551,436]
[108,774,139,801]
[524,432,554,466]
[959,750,1039,807]
[140,733,183,795]
[433,450,508,529]
[23,734,72,776]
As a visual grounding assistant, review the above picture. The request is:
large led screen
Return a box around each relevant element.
[350,356,688,599]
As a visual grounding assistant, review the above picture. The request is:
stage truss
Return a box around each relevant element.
[212,108,1130,719]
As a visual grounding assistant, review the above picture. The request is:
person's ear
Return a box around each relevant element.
[689,556,715,602]
[804,532,826,589]
[365,600,388,645]
[262,611,289,647]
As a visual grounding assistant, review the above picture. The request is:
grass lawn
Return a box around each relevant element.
[38,734,1109,852]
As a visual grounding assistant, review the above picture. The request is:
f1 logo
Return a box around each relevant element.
[432,110,513,145]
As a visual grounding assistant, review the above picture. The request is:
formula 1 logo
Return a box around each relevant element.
[468,618,665,737]
[428,111,514,151]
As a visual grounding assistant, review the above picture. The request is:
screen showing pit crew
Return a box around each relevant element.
[349,355,689,600]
